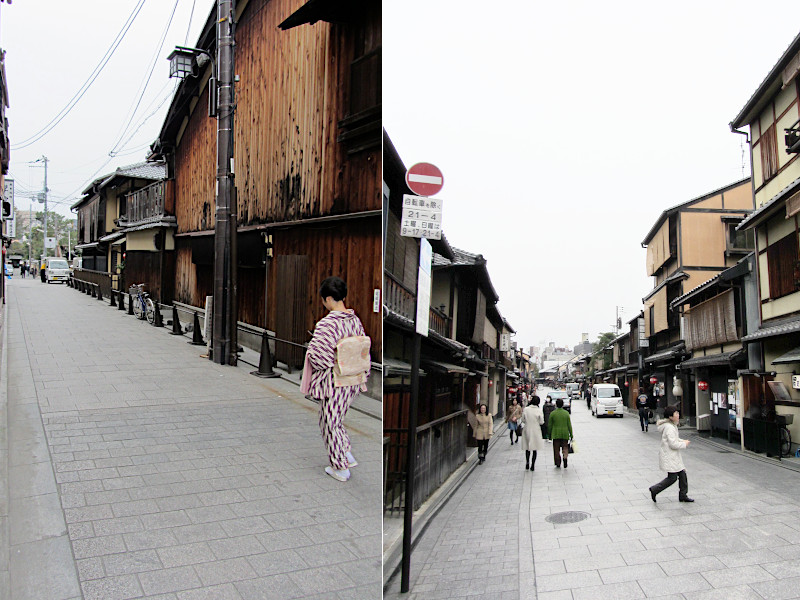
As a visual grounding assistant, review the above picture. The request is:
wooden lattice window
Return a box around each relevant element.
[761,124,779,182]
[767,232,800,299]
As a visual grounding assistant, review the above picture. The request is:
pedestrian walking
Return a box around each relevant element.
[636,389,649,432]
[506,397,522,445]
[474,403,493,464]
[305,276,369,483]
[39,261,46,283]
[648,405,694,503]
[20,261,25,279]
[542,397,555,441]
[584,385,591,410]
[548,398,573,468]
[520,396,544,470]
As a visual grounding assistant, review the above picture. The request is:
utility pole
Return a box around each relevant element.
[27,203,31,261]
[30,155,49,259]
[42,155,48,259]
[211,0,238,365]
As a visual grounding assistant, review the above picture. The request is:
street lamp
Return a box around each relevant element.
[167,47,198,78]
[167,1,237,366]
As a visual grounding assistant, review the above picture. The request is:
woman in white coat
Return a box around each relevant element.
[648,405,693,503]
[520,396,545,471]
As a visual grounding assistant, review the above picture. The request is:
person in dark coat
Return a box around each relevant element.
[636,391,650,432]
[542,397,555,441]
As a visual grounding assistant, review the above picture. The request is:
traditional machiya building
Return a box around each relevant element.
[640,178,754,423]
[149,0,381,375]
[730,29,800,454]
[71,162,168,299]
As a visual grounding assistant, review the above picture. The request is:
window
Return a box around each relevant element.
[761,124,779,182]
[767,233,800,299]
[728,223,755,252]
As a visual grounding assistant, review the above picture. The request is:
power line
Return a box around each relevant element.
[11,0,147,150]
[108,0,181,157]
[185,0,197,45]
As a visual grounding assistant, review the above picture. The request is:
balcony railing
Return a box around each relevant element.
[429,305,451,338]
[120,181,166,226]
[384,272,415,321]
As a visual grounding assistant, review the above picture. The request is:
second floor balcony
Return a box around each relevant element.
[119,181,167,227]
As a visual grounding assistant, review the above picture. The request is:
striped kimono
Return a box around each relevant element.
[307,309,367,470]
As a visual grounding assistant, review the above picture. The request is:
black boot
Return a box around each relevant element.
[530,450,536,471]
[525,450,530,470]
[510,430,514,445]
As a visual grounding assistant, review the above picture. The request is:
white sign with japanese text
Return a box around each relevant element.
[401,194,443,240]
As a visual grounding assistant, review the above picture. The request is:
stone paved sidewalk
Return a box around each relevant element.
[2,276,381,600]
[385,392,800,600]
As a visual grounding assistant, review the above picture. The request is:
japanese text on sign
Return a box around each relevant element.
[401,194,443,240]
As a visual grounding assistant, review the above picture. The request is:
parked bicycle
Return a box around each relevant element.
[130,283,155,324]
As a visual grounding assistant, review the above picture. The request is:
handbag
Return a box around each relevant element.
[569,439,577,454]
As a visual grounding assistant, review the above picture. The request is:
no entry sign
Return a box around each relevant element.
[405,162,443,197]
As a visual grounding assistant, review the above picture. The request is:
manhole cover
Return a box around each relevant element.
[546,511,590,524]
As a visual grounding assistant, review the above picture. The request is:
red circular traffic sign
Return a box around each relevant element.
[405,162,444,197]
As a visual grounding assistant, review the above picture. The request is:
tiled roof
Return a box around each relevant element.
[737,175,800,231]
[742,315,800,342]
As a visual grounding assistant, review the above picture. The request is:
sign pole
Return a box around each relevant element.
[401,329,421,593]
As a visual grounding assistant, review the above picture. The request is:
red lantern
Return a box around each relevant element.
[624,381,630,387]
[698,381,709,391]
[649,376,658,384]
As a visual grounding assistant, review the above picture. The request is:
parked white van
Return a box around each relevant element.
[591,383,624,418]
[45,258,70,284]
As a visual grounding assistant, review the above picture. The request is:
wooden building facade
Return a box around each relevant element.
[71,162,169,299]
[150,0,381,365]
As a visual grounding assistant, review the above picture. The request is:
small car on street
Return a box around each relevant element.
[45,258,70,284]
[591,383,624,417]
[546,390,571,413]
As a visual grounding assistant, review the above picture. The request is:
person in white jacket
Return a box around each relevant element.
[648,405,694,503]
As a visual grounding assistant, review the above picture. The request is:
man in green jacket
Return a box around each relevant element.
[548,398,573,468]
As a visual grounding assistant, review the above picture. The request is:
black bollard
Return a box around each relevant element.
[127,294,134,315]
[169,306,182,335]
[153,302,164,327]
[118,291,125,311]
[189,312,205,345]
[96,286,103,302]
[91,284,97,298]
[251,331,281,378]
[110,290,116,307]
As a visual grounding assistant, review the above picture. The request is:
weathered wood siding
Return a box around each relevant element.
[174,220,381,361]
[175,86,216,234]
[171,0,381,359]
[234,0,380,223]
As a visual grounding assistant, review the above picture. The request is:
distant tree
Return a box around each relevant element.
[593,332,616,353]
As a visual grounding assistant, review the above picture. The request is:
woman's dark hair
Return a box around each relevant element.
[531,396,540,406]
[320,276,347,301]
[664,405,680,419]
[478,403,488,414]
[556,398,564,408]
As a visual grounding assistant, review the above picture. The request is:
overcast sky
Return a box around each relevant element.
[385,1,800,353]
[1,1,207,219]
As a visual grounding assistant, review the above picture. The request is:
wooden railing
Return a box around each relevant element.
[384,272,415,321]
[384,409,468,513]
[71,268,117,296]
[429,305,451,338]
[121,180,165,226]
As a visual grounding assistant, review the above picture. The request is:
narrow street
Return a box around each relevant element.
[385,389,800,600]
[1,276,381,600]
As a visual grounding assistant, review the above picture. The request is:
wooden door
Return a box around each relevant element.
[274,255,309,369]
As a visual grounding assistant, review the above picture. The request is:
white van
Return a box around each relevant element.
[591,383,624,418]
[565,382,581,399]
[45,258,71,284]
